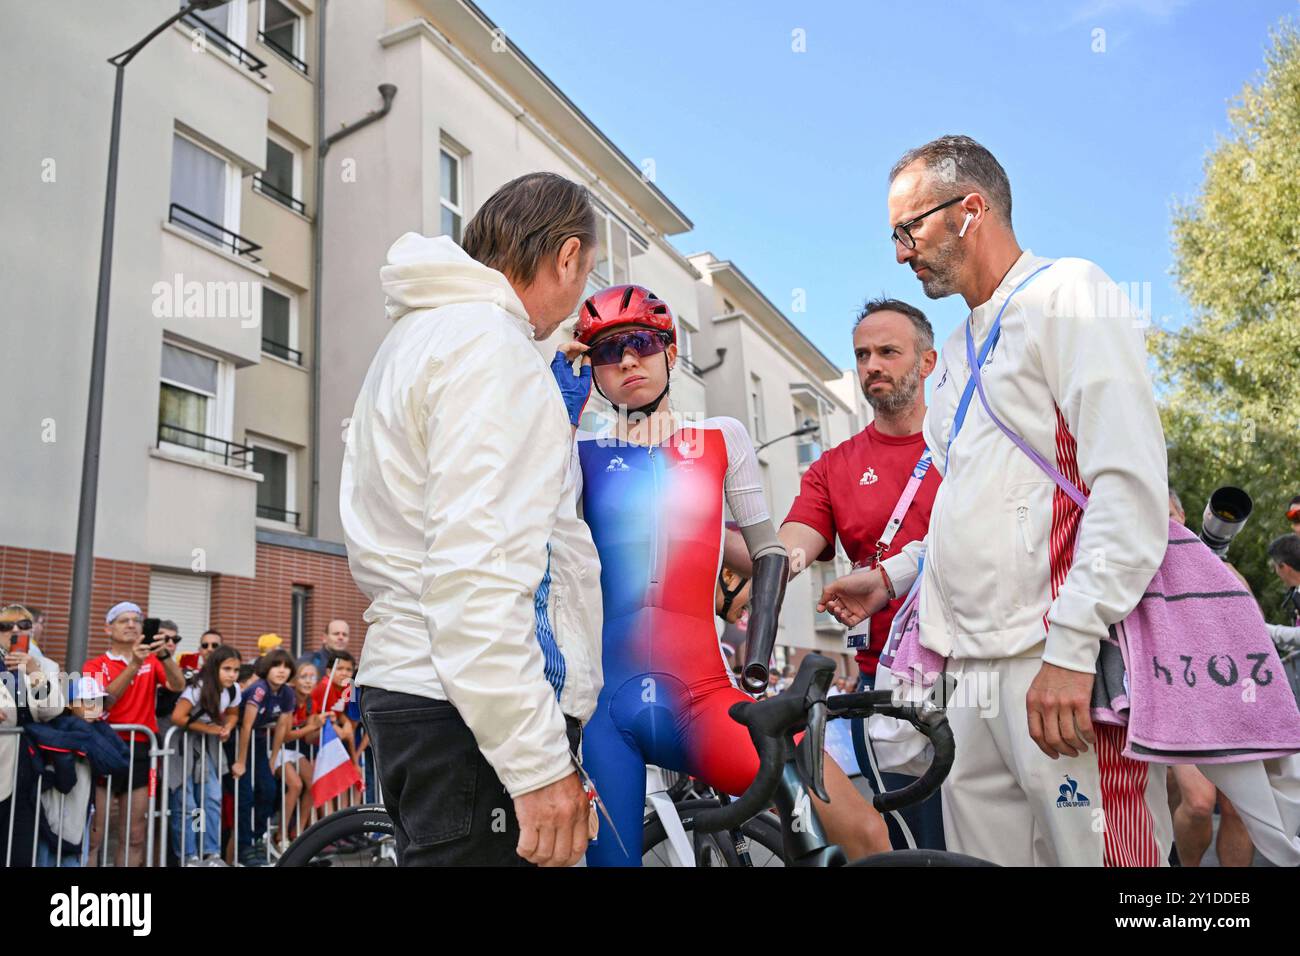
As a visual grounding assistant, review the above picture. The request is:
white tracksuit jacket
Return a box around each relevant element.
[340,234,603,798]
[880,251,1168,674]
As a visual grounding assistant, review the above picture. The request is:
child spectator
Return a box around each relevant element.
[277,661,326,841]
[233,648,295,866]
[310,651,365,811]
[169,646,242,866]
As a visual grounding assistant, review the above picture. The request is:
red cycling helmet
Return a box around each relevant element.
[575,284,675,345]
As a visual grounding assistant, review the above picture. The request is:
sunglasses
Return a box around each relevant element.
[0,620,33,633]
[201,642,221,650]
[162,634,179,644]
[588,329,672,368]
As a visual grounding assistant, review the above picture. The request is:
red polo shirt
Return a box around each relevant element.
[85,650,167,743]
[783,421,941,676]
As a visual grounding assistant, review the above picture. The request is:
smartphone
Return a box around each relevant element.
[9,632,30,654]
[142,617,164,651]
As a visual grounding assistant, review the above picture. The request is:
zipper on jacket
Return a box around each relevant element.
[1016,506,1035,553]
[647,444,661,586]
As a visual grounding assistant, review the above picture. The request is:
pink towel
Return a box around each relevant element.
[879,560,945,687]
[1116,519,1300,764]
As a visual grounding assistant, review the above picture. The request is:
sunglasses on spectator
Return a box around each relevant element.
[588,329,673,367]
[201,641,220,650]
[0,619,33,633]
[162,634,179,643]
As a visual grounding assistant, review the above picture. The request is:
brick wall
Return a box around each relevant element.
[0,542,370,669]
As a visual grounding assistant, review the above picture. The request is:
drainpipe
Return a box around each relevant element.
[309,0,396,536]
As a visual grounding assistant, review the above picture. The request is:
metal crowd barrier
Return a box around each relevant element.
[4,715,378,868]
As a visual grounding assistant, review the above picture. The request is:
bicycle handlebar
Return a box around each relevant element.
[693,656,956,834]
[826,692,955,813]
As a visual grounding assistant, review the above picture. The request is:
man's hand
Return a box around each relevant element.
[130,638,153,664]
[1026,662,1096,759]
[818,568,891,627]
[513,771,589,867]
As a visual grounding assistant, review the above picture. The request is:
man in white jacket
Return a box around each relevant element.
[341,172,603,866]
[821,136,1174,866]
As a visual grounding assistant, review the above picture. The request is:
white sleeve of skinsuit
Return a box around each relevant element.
[418,319,574,798]
[1033,260,1169,673]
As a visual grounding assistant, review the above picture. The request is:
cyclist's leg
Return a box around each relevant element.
[852,670,947,850]
[583,680,651,867]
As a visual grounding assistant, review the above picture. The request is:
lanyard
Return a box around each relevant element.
[945,263,1054,470]
[871,448,932,566]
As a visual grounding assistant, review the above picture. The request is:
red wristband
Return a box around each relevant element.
[878,564,896,600]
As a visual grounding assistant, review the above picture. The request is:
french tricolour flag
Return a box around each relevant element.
[312,713,362,808]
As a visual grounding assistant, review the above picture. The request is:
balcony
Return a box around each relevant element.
[257,504,301,528]
[169,203,262,263]
[253,175,306,216]
[262,338,303,365]
[796,437,823,469]
[158,422,253,471]
[181,11,268,77]
[258,31,308,74]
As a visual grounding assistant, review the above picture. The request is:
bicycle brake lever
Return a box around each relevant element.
[795,700,829,803]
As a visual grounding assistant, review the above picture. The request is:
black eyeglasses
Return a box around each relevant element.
[890,195,968,250]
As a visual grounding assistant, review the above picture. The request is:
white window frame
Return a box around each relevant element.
[158,338,236,464]
[259,279,299,361]
[439,140,467,243]
[171,129,242,240]
[750,374,766,444]
[677,314,697,369]
[587,202,646,292]
[259,0,305,64]
[188,1,250,69]
[258,129,302,210]
[249,435,298,528]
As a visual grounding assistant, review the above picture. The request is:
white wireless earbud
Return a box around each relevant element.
[958,213,974,238]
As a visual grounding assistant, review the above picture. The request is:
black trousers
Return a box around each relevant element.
[359,686,582,866]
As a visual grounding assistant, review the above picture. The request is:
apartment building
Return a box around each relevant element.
[0,0,368,664]
[2,0,865,673]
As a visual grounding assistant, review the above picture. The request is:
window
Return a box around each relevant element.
[183,0,255,71]
[677,316,696,370]
[440,148,464,243]
[261,285,299,363]
[169,132,242,249]
[750,374,766,443]
[251,441,297,526]
[291,585,311,656]
[723,298,736,315]
[160,343,219,448]
[260,0,306,72]
[585,205,646,295]
[256,136,303,214]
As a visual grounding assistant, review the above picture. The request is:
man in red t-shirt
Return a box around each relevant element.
[725,297,943,848]
[84,601,185,867]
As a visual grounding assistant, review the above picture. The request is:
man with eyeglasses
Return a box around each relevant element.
[84,601,186,866]
[821,135,1172,866]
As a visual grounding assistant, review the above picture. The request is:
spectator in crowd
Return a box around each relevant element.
[281,661,326,840]
[237,663,258,692]
[256,633,283,662]
[305,619,350,674]
[85,601,185,867]
[233,648,295,866]
[313,651,365,785]
[169,646,242,866]
[154,621,184,721]
[1288,496,1300,535]
[178,629,222,673]
[1266,534,1300,648]
[0,603,64,866]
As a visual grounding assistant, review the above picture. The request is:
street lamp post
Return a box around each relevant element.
[67,1,226,671]
[756,419,820,453]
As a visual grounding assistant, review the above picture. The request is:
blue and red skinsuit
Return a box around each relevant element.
[578,423,759,866]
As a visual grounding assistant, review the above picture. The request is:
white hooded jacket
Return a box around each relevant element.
[340,234,603,798]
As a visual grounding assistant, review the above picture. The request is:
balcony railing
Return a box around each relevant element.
[253,175,306,215]
[258,31,308,74]
[168,203,262,263]
[158,422,253,470]
[262,338,303,365]
[257,504,301,527]
[180,11,268,76]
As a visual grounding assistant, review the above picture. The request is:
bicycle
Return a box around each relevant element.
[693,652,996,867]
[275,804,397,867]
[641,766,785,867]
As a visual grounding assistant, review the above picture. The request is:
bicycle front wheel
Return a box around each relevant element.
[276,804,396,867]
[642,798,785,867]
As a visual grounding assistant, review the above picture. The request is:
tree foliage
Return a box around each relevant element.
[1151,21,1300,621]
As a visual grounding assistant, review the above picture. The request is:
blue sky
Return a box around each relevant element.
[480,0,1296,370]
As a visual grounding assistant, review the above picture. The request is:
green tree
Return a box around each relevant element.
[1151,21,1300,621]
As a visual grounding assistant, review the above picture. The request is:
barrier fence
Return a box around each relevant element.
[2,720,377,867]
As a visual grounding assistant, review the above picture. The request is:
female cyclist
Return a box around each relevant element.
[553,284,888,866]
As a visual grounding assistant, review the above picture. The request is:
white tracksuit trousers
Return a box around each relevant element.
[942,656,1173,866]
